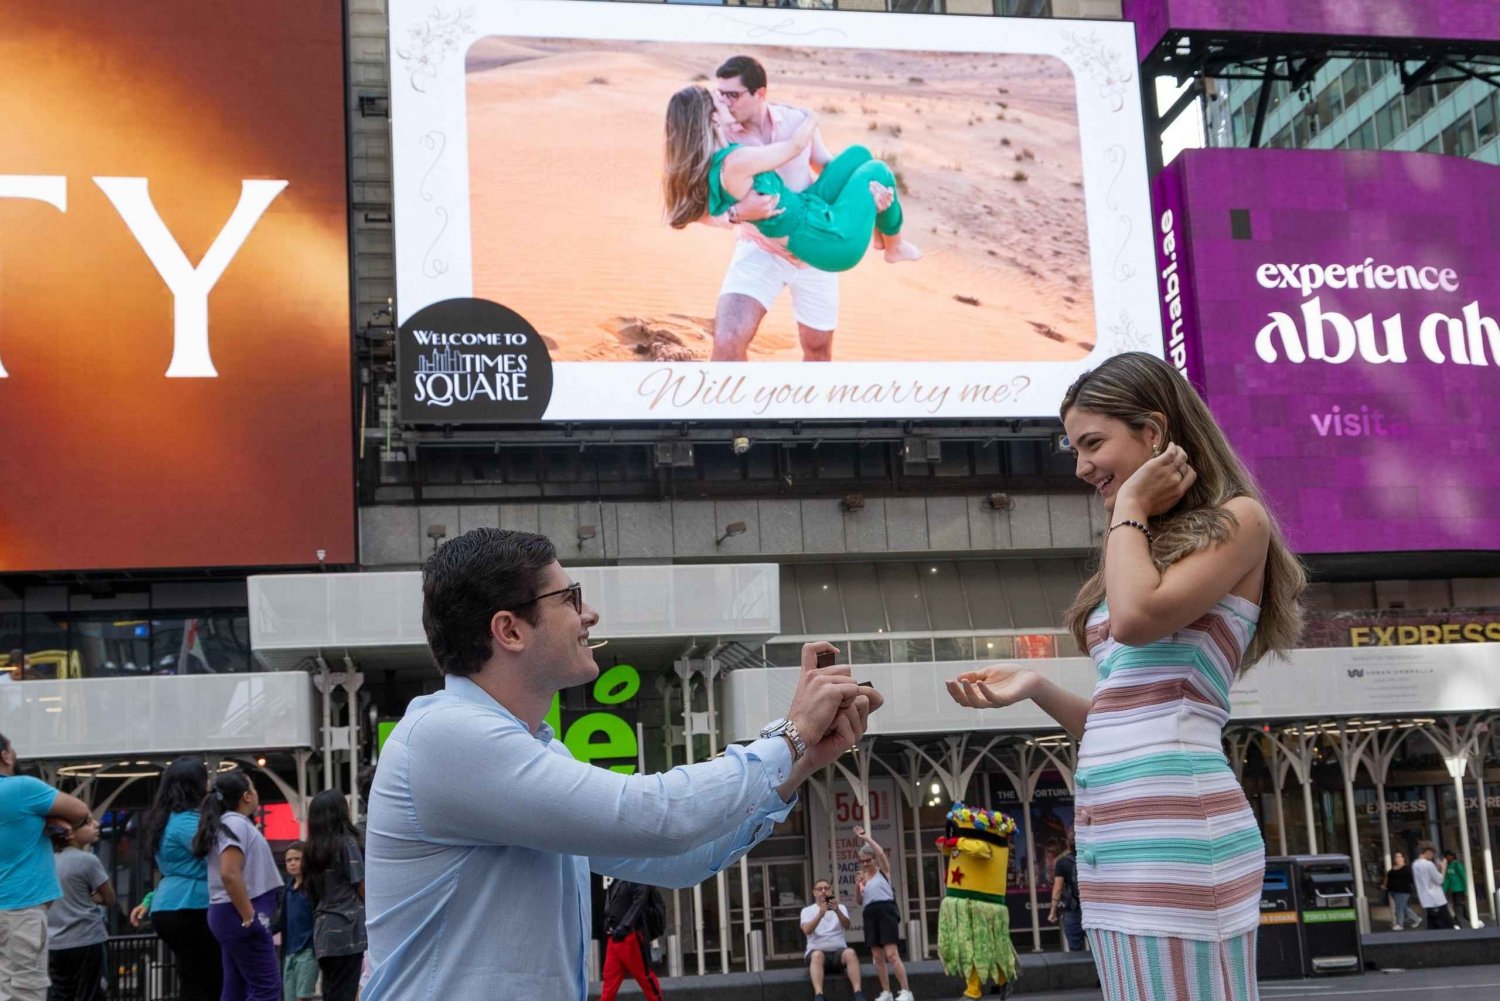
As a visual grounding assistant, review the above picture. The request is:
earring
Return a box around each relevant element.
[1151,443,1161,457]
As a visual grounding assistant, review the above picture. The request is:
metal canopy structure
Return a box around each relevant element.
[1138,29,1500,171]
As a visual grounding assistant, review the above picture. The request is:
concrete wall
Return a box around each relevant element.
[358,490,1107,566]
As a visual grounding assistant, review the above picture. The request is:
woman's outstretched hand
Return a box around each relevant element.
[1117,442,1196,517]
[945,664,1036,710]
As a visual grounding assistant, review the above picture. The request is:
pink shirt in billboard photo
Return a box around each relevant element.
[722,103,817,262]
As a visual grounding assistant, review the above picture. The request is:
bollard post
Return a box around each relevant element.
[747,929,766,972]
[667,933,684,978]
[587,939,601,984]
[908,918,927,960]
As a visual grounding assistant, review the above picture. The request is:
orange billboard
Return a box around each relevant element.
[0,1,354,572]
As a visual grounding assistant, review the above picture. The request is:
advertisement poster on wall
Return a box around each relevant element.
[1154,149,1500,554]
[0,1,354,572]
[387,0,1160,423]
[985,778,1074,926]
[808,776,904,942]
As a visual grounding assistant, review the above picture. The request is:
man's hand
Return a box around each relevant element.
[733,190,783,224]
[786,642,883,774]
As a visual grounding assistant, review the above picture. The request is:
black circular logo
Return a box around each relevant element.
[397,298,553,422]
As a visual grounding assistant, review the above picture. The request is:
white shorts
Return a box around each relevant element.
[719,239,840,331]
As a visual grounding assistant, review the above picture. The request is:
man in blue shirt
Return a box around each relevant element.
[0,731,92,1001]
[364,529,882,1001]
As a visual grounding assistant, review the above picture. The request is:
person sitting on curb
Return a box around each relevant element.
[800,878,864,1001]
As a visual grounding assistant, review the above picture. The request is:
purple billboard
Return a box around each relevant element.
[1153,149,1500,554]
[1124,1,1500,59]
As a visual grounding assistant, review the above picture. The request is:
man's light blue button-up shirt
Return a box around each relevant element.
[362,675,796,1001]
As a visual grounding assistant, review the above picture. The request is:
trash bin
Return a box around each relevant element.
[1256,859,1303,979]
[1292,855,1362,976]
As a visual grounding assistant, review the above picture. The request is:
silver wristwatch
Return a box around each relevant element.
[760,718,806,763]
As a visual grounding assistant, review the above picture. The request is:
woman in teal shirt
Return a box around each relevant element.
[664,86,921,273]
[132,756,222,1000]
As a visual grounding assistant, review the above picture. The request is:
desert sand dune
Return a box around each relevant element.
[466,38,1094,363]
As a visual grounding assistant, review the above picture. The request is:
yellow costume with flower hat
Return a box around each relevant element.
[936,802,1019,999]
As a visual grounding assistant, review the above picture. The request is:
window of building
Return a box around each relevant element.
[878,562,930,632]
[1367,59,1390,83]
[837,563,886,632]
[1348,118,1378,150]
[1477,93,1499,148]
[1441,114,1477,157]
[933,636,975,661]
[1374,97,1407,143]
[890,638,934,662]
[1312,80,1344,130]
[1419,134,1442,154]
[148,615,252,675]
[1339,63,1367,108]
[1404,85,1436,124]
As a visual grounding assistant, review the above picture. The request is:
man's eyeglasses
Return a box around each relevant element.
[513,582,583,615]
[717,89,748,103]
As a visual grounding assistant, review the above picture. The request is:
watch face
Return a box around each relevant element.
[761,718,787,737]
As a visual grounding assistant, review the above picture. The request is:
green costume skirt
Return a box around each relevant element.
[938,894,1019,985]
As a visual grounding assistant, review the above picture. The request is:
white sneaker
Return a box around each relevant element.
[875,993,894,1001]
[897,991,916,1001]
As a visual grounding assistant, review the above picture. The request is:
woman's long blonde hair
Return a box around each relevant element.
[1060,352,1306,672]
[663,86,717,230]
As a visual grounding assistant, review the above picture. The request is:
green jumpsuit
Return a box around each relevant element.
[707,144,905,273]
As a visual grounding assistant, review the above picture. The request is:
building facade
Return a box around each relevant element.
[3,0,1498,979]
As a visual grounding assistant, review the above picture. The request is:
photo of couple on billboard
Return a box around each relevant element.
[464,37,1096,365]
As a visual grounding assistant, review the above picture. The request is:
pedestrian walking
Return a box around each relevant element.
[1047,835,1085,952]
[0,732,91,1001]
[194,771,282,1001]
[303,790,366,1001]
[600,879,664,1001]
[854,825,912,1001]
[272,842,316,1001]
[1441,851,1470,926]
[130,756,223,1000]
[1382,852,1423,930]
[1412,843,1453,930]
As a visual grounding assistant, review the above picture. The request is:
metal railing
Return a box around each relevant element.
[106,935,179,1001]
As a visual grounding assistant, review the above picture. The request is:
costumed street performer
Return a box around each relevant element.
[936,802,1019,1000]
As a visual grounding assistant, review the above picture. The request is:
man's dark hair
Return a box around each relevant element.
[421,528,557,676]
[0,731,9,754]
[716,55,767,94]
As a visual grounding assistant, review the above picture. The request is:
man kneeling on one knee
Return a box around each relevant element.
[802,879,864,1001]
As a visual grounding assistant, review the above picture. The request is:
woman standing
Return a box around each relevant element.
[46,815,113,1001]
[131,756,223,1000]
[946,352,1306,1001]
[1382,852,1422,930]
[193,771,281,1001]
[302,790,366,1001]
[853,825,913,1001]
[1441,850,1469,925]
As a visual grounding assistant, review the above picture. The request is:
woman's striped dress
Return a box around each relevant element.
[1074,594,1264,1001]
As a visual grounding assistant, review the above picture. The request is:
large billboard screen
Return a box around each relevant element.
[388,0,1160,422]
[1124,0,1500,59]
[0,1,354,573]
[1155,149,1500,555]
